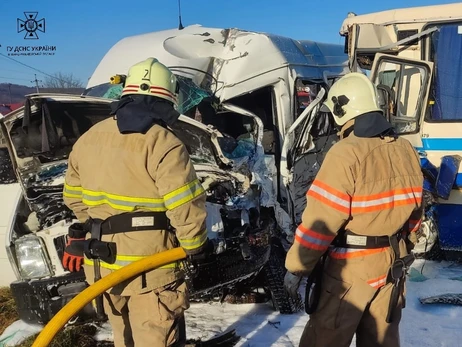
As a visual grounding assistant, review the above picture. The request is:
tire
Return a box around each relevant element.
[262,240,303,314]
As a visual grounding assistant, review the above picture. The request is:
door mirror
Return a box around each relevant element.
[370,53,433,135]
[376,85,394,122]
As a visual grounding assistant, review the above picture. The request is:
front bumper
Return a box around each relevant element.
[10,271,97,324]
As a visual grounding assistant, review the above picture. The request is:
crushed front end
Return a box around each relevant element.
[5,162,97,323]
[1,94,300,324]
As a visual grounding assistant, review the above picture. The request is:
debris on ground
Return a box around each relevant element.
[0,287,19,336]
[419,293,462,306]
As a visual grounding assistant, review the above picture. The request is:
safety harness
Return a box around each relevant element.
[81,211,172,263]
[305,228,415,323]
[72,211,172,318]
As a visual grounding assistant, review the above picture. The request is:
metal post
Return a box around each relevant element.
[31,74,42,93]
[7,83,12,104]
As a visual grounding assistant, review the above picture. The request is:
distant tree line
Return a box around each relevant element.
[43,72,84,89]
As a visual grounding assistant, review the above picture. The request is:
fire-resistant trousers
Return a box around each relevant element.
[103,280,189,347]
[299,247,405,347]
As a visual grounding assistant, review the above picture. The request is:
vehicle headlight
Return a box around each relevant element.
[14,234,53,280]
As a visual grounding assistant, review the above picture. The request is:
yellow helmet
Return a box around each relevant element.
[120,58,179,106]
[322,72,383,126]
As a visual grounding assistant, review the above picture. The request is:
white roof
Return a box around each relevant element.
[340,3,462,34]
[87,25,347,101]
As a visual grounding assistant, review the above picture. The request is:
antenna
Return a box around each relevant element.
[31,74,42,93]
[178,0,184,30]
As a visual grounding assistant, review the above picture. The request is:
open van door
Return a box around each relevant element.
[369,53,434,149]
[280,88,339,225]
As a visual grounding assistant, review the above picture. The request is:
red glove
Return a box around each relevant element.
[62,223,88,272]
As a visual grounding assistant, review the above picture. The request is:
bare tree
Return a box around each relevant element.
[43,72,84,89]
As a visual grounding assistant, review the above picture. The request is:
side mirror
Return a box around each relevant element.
[376,85,394,122]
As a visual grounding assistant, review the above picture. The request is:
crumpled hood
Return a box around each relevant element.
[0,95,235,174]
[0,95,254,227]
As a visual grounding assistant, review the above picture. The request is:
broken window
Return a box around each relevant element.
[83,75,213,116]
[9,100,111,163]
[373,60,428,134]
[295,80,320,119]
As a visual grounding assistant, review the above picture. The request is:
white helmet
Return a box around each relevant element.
[323,72,383,126]
[114,58,179,107]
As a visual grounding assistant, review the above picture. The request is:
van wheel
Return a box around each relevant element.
[263,241,303,314]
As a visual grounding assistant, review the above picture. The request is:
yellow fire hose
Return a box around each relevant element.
[32,247,187,347]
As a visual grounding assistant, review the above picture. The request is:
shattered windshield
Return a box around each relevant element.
[83,75,212,115]
[83,76,258,164]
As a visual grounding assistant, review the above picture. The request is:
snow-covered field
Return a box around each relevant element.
[2,258,462,346]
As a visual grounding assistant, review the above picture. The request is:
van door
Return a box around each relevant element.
[369,53,434,150]
[280,87,339,225]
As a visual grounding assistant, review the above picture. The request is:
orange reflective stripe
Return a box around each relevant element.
[351,187,422,213]
[409,218,422,233]
[307,180,351,214]
[367,274,387,289]
[329,247,388,259]
[295,224,335,251]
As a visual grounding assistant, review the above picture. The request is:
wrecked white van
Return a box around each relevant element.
[1,25,348,323]
[340,3,462,259]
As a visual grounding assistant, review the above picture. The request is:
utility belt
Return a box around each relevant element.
[305,228,414,322]
[77,211,171,265]
[92,211,171,235]
[331,229,403,249]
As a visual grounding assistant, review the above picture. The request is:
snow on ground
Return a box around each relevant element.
[2,259,462,347]
[185,258,462,346]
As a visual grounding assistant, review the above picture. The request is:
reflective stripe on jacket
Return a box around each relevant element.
[286,132,424,278]
[84,257,179,270]
[63,117,207,295]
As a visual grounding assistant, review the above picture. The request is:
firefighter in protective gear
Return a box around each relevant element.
[284,72,423,347]
[63,57,212,347]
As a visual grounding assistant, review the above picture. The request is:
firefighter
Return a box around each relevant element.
[284,72,423,347]
[61,57,213,347]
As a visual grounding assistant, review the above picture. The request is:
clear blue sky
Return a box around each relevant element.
[0,0,458,89]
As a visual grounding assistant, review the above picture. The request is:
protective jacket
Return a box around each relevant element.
[286,129,423,346]
[286,131,423,277]
[63,117,207,295]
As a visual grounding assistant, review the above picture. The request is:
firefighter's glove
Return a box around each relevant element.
[62,223,88,272]
[284,271,302,301]
[186,238,215,265]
